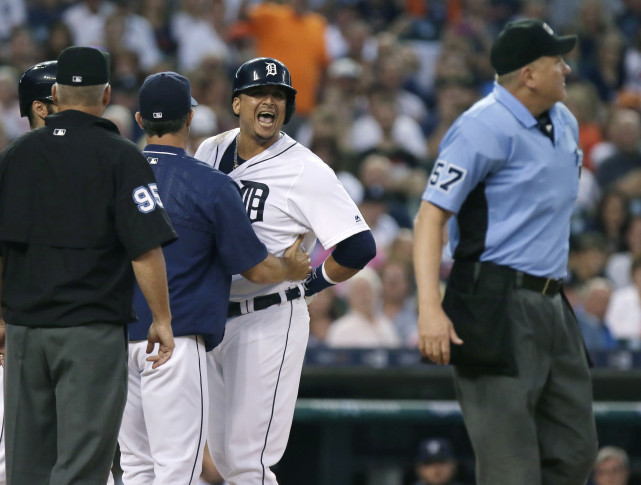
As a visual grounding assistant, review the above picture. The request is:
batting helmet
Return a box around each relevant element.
[18,60,57,117]
[232,57,297,124]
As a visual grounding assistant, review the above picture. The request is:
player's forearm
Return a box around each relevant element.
[413,201,450,310]
[132,247,172,325]
[322,255,359,283]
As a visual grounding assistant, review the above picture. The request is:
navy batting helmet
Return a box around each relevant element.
[232,57,297,124]
[18,60,57,117]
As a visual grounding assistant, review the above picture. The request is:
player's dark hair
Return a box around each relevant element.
[141,114,188,137]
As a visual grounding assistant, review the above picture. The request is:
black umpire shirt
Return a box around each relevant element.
[0,110,177,327]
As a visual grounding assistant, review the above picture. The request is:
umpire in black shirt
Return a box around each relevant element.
[0,46,177,485]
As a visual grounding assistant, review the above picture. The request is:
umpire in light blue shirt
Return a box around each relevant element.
[413,19,597,485]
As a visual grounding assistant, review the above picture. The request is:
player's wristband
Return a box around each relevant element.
[303,261,337,297]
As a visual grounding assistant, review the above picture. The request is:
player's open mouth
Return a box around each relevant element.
[258,112,275,126]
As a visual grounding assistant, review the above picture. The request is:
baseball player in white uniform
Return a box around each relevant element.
[118,72,310,485]
[195,57,376,485]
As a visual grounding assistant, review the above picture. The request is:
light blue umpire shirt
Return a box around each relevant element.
[423,81,582,279]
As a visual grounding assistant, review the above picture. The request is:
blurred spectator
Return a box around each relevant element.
[27,0,65,44]
[310,58,367,147]
[326,267,401,348]
[325,5,378,61]
[339,17,378,70]
[138,0,177,58]
[567,232,611,289]
[307,287,343,347]
[235,0,330,126]
[606,215,641,288]
[595,108,641,196]
[0,0,26,42]
[43,21,73,63]
[580,29,625,103]
[575,0,615,78]
[605,254,641,343]
[2,26,41,75]
[563,82,605,173]
[380,259,418,347]
[357,185,400,264]
[0,66,30,140]
[187,104,218,156]
[584,189,631,254]
[387,228,416,278]
[413,437,470,485]
[105,1,162,72]
[574,277,618,352]
[189,63,236,133]
[424,75,479,161]
[103,103,134,141]
[375,50,428,124]
[305,111,364,204]
[171,0,229,72]
[349,83,428,163]
[62,0,116,46]
[591,446,631,485]
[108,48,144,112]
[622,23,641,95]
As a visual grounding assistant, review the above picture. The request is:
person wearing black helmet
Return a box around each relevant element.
[195,57,376,485]
[18,60,57,129]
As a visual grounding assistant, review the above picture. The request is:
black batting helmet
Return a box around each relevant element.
[232,57,297,124]
[18,60,57,117]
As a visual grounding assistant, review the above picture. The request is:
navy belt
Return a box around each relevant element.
[227,286,303,318]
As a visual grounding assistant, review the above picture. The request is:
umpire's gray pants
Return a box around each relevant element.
[453,289,598,485]
[4,323,127,485]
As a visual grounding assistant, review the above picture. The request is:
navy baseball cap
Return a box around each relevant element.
[56,46,110,86]
[416,438,455,464]
[490,19,577,75]
[139,71,198,122]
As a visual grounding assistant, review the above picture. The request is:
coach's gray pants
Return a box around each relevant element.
[4,323,127,485]
[453,289,598,485]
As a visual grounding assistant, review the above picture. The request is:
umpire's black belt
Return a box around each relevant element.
[227,286,303,318]
[453,261,563,297]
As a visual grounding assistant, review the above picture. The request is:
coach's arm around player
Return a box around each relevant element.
[242,234,311,284]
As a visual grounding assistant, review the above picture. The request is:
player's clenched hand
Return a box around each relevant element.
[283,234,312,281]
[417,307,463,365]
[146,320,175,369]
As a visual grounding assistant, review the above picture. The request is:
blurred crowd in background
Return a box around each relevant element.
[3,0,641,356]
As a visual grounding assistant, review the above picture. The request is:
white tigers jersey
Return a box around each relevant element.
[195,128,370,300]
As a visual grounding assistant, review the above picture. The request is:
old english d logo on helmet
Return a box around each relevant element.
[232,57,297,124]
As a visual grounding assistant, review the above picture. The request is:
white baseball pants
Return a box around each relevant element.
[207,299,309,485]
[119,335,208,485]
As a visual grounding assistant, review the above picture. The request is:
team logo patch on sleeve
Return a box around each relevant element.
[429,159,467,193]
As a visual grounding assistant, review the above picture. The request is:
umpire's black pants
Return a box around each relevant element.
[4,323,127,485]
[453,286,598,485]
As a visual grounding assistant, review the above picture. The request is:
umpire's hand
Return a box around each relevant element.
[418,307,463,365]
[146,320,175,368]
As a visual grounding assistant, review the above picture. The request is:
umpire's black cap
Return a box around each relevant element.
[138,72,198,121]
[56,46,110,86]
[490,19,577,75]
